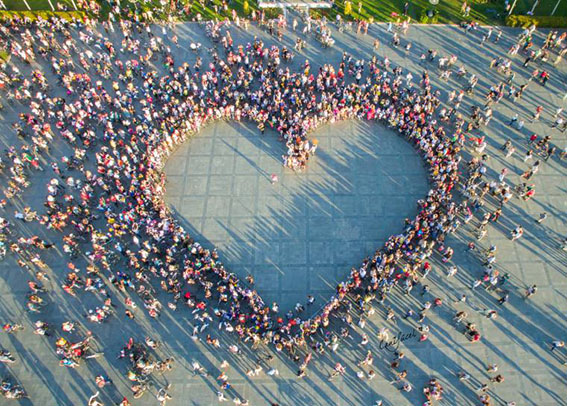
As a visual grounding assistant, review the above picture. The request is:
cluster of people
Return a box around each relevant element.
[0,377,26,399]
[0,10,461,402]
[55,333,100,369]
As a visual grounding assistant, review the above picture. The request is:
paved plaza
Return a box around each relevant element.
[164,120,428,314]
[0,17,566,406]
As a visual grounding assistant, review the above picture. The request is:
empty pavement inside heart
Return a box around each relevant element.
[163,119,429,314]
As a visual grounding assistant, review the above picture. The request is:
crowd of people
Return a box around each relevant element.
[0,4,565,406]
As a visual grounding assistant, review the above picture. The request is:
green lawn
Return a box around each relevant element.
[2,0,565,23]
[3,0,77,11]
[92,0,255,21]
[311,0,566,25]
[530,0,566,15]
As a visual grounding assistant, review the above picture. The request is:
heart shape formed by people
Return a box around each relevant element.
[163,119,429,316]
[143,73,459,341]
